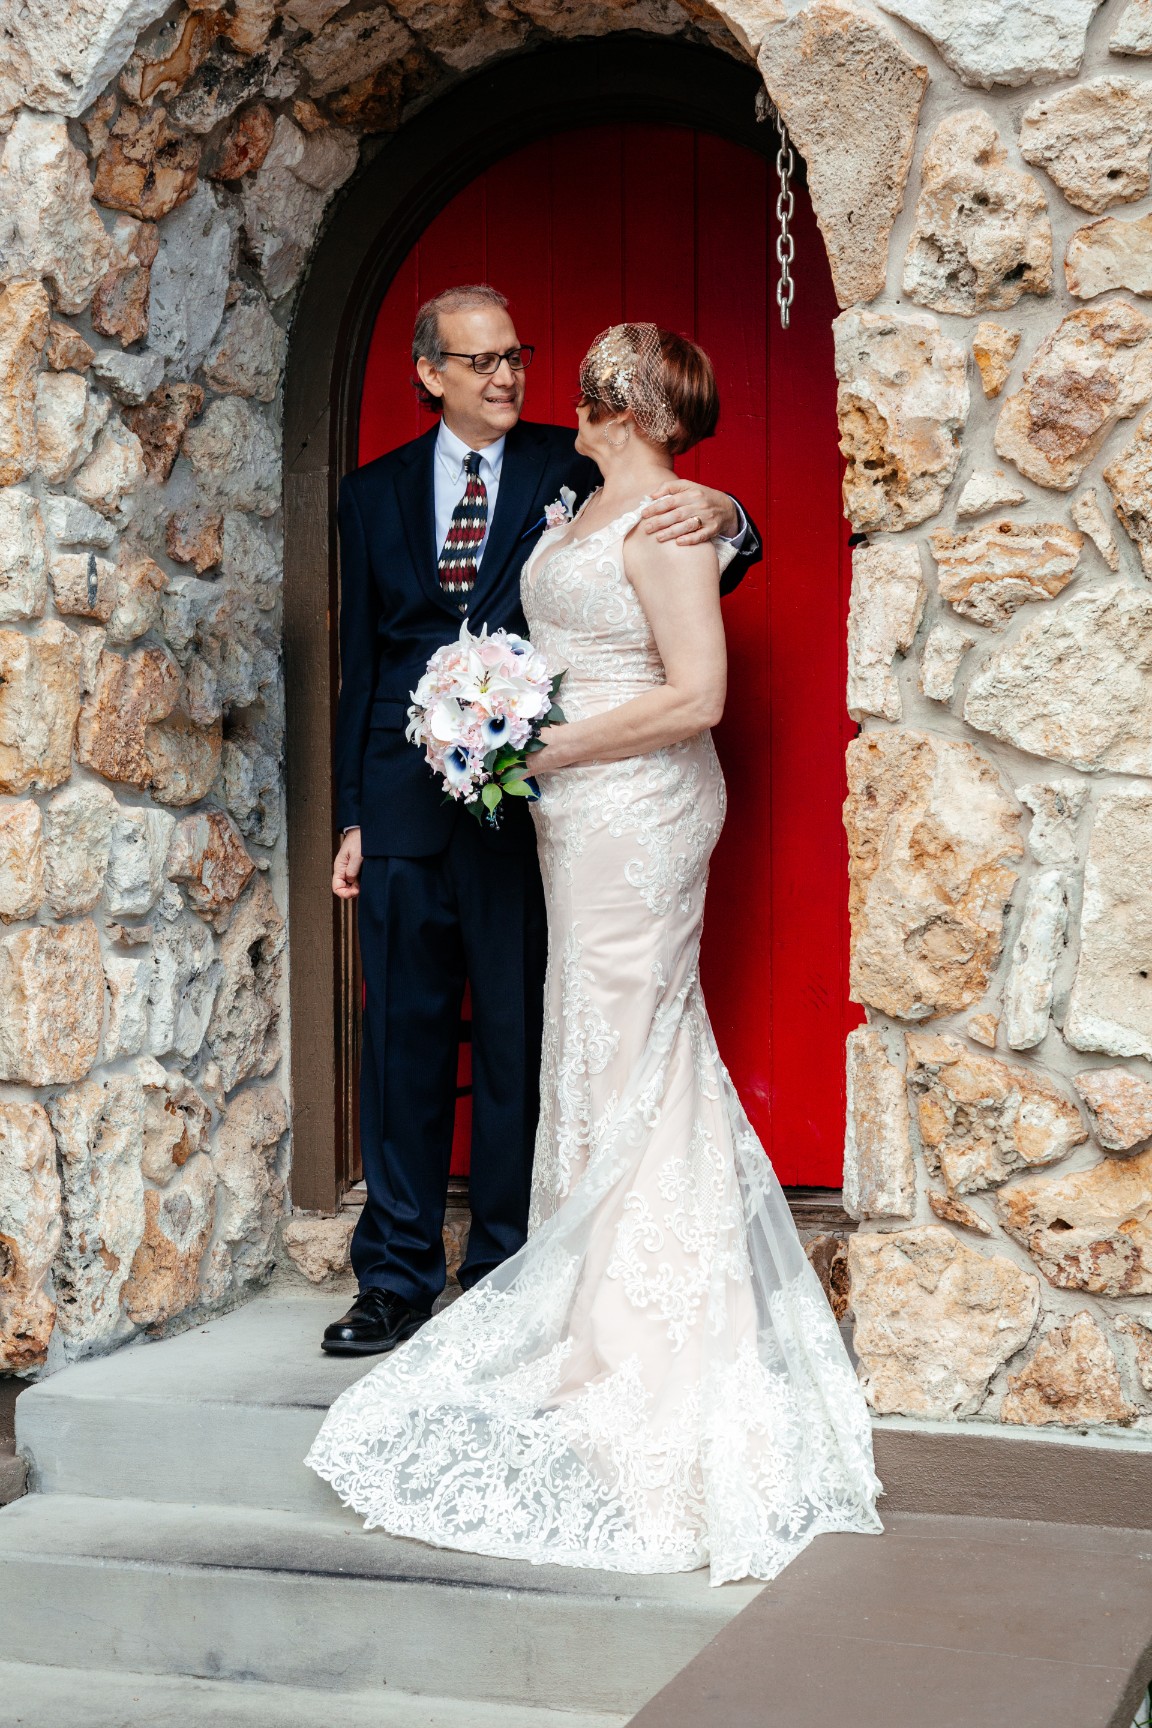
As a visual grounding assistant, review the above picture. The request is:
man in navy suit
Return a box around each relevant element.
[322,285,761,1354]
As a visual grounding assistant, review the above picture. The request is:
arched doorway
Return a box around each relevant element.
[283,37,859,1211]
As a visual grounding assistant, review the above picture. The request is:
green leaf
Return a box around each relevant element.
[481,782,502,812]
[546,704,566,725]
[502,777,534,797]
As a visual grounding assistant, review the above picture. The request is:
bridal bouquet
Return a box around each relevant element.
[407,623,565,824]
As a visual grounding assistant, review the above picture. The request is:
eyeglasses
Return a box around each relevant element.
[440,345,535,375]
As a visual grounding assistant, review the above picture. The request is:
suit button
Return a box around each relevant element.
[458,602,467,613]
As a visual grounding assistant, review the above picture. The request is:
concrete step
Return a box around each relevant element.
[16,1286,417,1517]
[0,1661,628,1728]
[0,1492,757,1716]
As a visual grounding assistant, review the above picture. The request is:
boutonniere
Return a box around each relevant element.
[544,486,577,530]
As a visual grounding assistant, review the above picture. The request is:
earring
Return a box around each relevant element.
[604,422,631,450]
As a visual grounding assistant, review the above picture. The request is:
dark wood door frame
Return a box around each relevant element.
[282,35,780,1211]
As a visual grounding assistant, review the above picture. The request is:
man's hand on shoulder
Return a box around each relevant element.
[333,828,363,899]
[641,478,739,546]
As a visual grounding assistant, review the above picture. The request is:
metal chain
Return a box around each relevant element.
[774,113,795,330]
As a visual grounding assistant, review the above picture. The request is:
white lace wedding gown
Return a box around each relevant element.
[306,499,882,1585]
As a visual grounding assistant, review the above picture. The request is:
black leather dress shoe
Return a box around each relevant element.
[321,1288,430,1356]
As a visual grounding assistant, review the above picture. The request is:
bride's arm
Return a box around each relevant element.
[530,532,727,774]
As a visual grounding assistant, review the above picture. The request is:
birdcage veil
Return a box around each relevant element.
[578,322,678,446]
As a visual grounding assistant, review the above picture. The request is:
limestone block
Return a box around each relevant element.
[49,552,118,624]
[1067,212,1152,302]
[846,542,925,722]
[0,622,82,794]
[168,809,255,931]
[174,33,289,136]
[182,397,279,516]
[147,890,219,1062]
[0,919,103,1084]
[35,372,108,483]
[1003,869,1066,1050]
[1074,1068,1152,1154]
[281,0,346,31]
[1070,489,1120,571]
[835,310,969,533]
[212,1083,288,1283]
[42,784,116,916]
[964,586,1152,774]
[997,1149,1152,1295]
[124,382,204,482]
[0,282,50,487]
[144,712,223,808]
[1112,0,1152,54]
[46,323,94,372]
[845,730,1023,1020]
[204,292,285,402]
[968,1013,999,1048]
[0,801,43,923]
[207,876,285,1090]
[758,2,926,310]
[995,302,1152,490]
[843,1026,916,1219]
[119,8,227,106]
[136,1063,208,1183]
[89,348,165,407]
[972,322,1020,400]
[48,1073,146,1355]
[918,625,974,705]
[93,105,201,223]
[40,494,116,550]
[1002,1312,1134,1426]
[296,5,413,94]
[0,0,172,119]
[1021,79,1152,215]
[240,115,358,299]
[212,102,277,183]
[91,217,159,349]
[170,582,279,722]
[166,508,223,575]
[0,1101,61,1372]
[387,0,528,70]
[220,512,280,609]
[103,954,151,1061]
[0,489,47,623]
[221,727,282,845]
[71,419,148,519]
[106,806,177,918]
[877,0,1103,87]
[1018,780,1088,870]
[123,1153,216,1328]
[1065,789,1152,1061]
[955,470,1025,519]
[0,116,113,314]
[929,520,1081,629]
[848,1227,1040,1418]
[1103,407,1152,576]
[106,541,166,645]
[75,646,181,789]
[927,1190,992,1234]
[1115,1314,1152,1393]
[902,110,1051,317]
[281,1214,355,1283]
[907,1032,1085,1193]
[147,185,234,381]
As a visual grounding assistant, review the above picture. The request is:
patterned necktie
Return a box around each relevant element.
[438,451,488,595]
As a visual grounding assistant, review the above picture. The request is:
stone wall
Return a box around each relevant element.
[2,0,1152,1439]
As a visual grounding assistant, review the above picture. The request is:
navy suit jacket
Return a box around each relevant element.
[335,418,761,857]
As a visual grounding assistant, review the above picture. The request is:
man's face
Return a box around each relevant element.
[417,305,527,447]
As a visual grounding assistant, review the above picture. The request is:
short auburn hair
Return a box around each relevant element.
[582,328,720,456]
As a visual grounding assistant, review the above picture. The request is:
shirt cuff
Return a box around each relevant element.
[719,500,749,548]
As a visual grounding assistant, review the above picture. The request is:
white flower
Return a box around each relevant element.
[428,696,466,744]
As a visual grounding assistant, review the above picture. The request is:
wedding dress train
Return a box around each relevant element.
[306,500,882,1584]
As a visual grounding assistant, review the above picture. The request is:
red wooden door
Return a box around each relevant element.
[355,122,861,1187]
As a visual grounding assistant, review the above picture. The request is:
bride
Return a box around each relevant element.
[307,323,882,1585]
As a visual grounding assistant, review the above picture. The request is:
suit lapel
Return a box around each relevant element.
[395,426,458,617]
[470,422,551,609]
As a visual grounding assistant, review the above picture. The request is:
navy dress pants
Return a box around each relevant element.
[351,816,548,1312]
